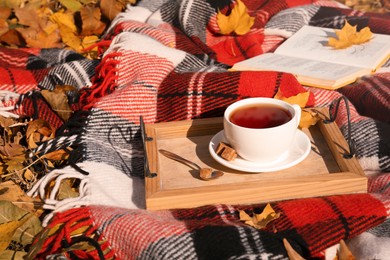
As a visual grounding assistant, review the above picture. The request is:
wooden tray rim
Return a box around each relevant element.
[143,107,367,210]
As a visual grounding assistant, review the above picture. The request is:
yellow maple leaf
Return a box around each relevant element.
[328,20,372,49]
[217,0,254,35]
[300,109,320,129]
[274,90,320,129]
[49,10,82,51]
[274,89,309,108]
[239,203,280,229]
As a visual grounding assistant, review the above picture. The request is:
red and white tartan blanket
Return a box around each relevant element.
[1,0,390,259]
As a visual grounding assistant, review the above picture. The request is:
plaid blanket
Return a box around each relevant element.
[1,0,390,259]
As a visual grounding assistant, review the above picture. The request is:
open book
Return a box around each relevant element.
[231,25,390,89]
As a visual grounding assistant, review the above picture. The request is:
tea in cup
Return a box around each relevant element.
[223,97,301,163]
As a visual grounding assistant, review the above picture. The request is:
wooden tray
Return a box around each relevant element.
[143,108,366,210]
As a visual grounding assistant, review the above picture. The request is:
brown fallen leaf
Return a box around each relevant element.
[0,142,25,158]
[26,119,54,149]
[100,0,129,21]
[80,5,106,36]
[42,149,70,161]
[0,218,30,252]
[239,203,280,229]
[0,7,10,37]
[0,28,25,47]
[0,200,43,254]
[0,181,41,213]
[41,86,73,122]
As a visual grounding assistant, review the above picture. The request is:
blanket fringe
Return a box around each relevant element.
[0,90,20,118]
[27,166,90,227]
[31,207,116,259]
[80,52,121,110]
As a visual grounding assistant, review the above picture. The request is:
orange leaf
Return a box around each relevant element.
[0,143,25,158]
[42,149,70,161]
[0,7,10,37]
[0,29,25,47]
[80,5,106,36]
[26,119,54,149]
[274,90,319,129]
[299,109,320,129]
[239,203,280,229]
[217,0,254,35]
[41,86,73,122]
[100,0,127,21]
[274,89,309,108]
[15,6,62,48]
[328,20,372,49]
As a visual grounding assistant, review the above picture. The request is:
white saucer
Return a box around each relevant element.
[209,130,311,173]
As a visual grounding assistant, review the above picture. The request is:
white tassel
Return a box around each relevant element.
[28,166,90,226]
[27,161,144,226]
[0,90,20,118]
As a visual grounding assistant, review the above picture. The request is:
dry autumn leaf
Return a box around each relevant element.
[0,200,42,255]
[0,0,24,9]
[100,0,135,21]
[274,89,319,128]
[0,181,41,213]
[0,0,137,55]
[26,119,54,149]
[0,28,25,47]
[300,108,320,129]
[274,89,309,108]
[0,142,25,158]
[80,5,106,36]
[50,9,82,51]
[14,6,63,49]
[239,203,280,229]
[0,219,29,252]
[217,0,254,35]
[41,85,75,122]
[59,0,83,13]
[328,20,372,49]
[0,7,10,37]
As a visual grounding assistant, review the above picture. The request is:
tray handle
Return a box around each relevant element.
[140,116,157,178]
[323,96,356,159]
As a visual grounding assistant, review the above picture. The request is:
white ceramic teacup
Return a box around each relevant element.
[223,97,301,163]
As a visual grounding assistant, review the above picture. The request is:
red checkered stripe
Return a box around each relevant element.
[369,173,390,196]
[246,0,289,28]
[20,97,64,129]
[339,74,390,123]
[0,67,41,94]
[0,47,32,68]
[272,194,387,257]
[310,88,364,124]
[94,50,175,124]
[113,20,178,49]
[90,206,190,259]
[32,207,116,259]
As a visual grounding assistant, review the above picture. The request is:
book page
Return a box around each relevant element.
[232,53,369,82]
[275,25,390,69]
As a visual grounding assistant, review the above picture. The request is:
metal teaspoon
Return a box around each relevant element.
[159,149,224,181]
